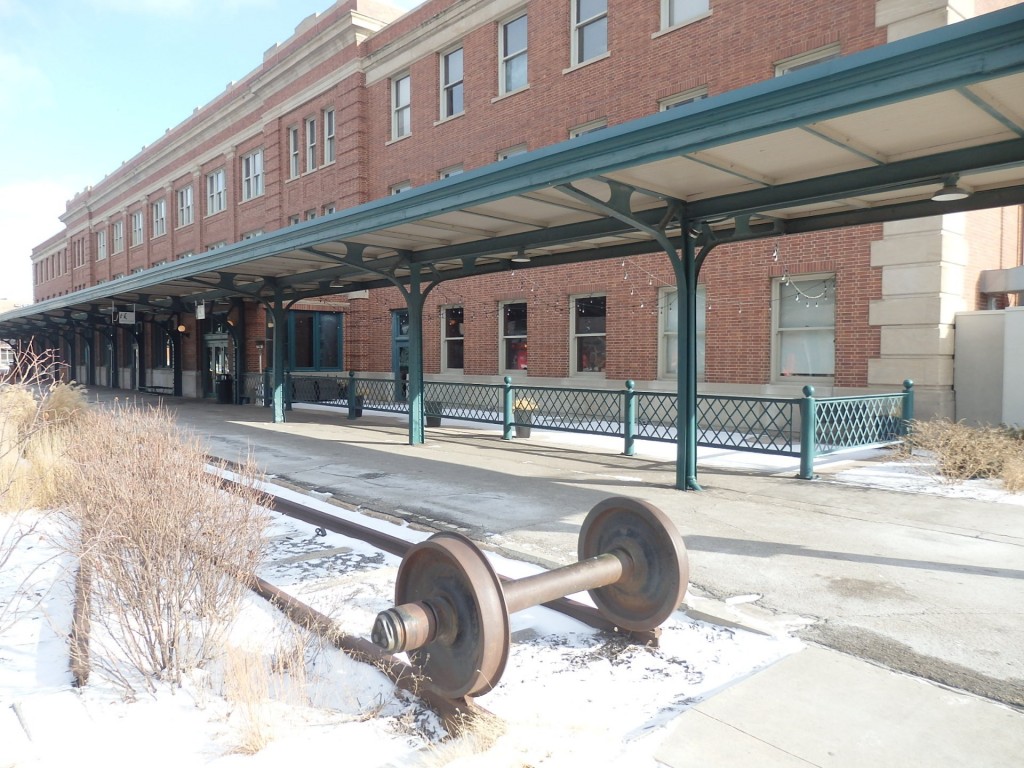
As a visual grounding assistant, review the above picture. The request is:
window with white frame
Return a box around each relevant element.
[130,211,144,246]
[288,214,301,225]
[241,229,264,240]
[501,302,528,371]
[323,108,335,164]
[323,204,336,215]
[498,144,527,160]
[570,118,607,138]
[96,230,107,260]
[440,47,464,119]
[439,165,463,179]
[242,149,263,200]
[774,274,835,379]
[305,209,317,221]
[151,199,166,237]
[112,221,124,253]
[572,295,606,374]
[775,43,841,76]
[572,0,608,66]
[288,127,300,178]
[390,181,411,195]
[392,74,411,139]
[660,286,706,379]
[662,0,709,30]
[442,306,464,370]
[659,86,708,111]
[500,13,528,94]
[177,185,194,227]
[207,168,226,214]
[305,119,317,172]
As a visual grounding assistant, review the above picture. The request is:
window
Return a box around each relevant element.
[323,109,335,164]
[442,306,464,370]
[774,275,835,378]
[112,222,124,253]
[500,14,528,94]
[498,144,527,160]
[241,229,264,240]
[323,204,336,215]
[392,74,411,139]
[501,302,528,371]
[775,43,841,76]
[572,0,607,65]
[570,118,607,138]
[242,149,263,200]
[660,286,706,379]
[572,295,606,374]
[390,181,411,195]
[207,241,227,250]
[151,199,166,237]
[130,211,144,246]
[288,214,301,225]
[177,185,194,226]
[440,47,464,119]
[439,165,463,179]
[288,127,300,178]
[96,230,107,261]
[659,86,708,111]
[662,0,709,30]
[304,209,317,221]
[286,311,343,370]
[305,119,317,172]
[207,168,226,214]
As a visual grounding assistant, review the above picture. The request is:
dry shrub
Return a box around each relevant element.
[908,419,1024,490]
[224,647,273,754]
[60,402,271,694]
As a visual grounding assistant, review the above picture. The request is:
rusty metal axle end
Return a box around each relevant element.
[372,601,437,653]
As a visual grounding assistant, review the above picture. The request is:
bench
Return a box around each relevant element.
[138,385,174,395]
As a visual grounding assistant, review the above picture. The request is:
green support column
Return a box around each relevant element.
[269,302,287,423]
[405,266,426,445]
[667,227,706,491]
[109,328,120,389]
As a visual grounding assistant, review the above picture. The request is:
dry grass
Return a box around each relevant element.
[907,419,1024,491]
[58,401,272,695]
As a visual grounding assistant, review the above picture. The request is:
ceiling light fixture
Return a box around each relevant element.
[511,248,532,263]
[931,175,971,202]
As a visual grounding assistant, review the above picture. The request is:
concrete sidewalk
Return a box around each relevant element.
[95,390,1024,766]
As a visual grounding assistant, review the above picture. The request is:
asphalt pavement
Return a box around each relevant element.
[92,389,1024,766]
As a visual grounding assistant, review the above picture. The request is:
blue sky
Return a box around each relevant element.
[0,0,423,305]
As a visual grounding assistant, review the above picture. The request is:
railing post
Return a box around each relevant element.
[799,385,817,480]
[623,380,636,456]
[502,376,514,440]
[902,379,915,436]
[347,370,358,421]
[285,371,293,411]
[262,369,271,407]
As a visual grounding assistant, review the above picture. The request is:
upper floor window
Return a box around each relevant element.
[442,306,464,371]
[659,86,708,111]
[572,294,606,374]
[390,181,412,195]
[775,43,841,76]
[288,127,300,179]
[392,74,411,139]
[773,274,835,379]
[305,119,318,173]
[96,230,107,261]
[207,168,226,214]
[439,165,463,179]
[130,211,144,246]
[662,0,709,30]
[440,47,464,119]
[498,144,527,161]
[151,199,166,237]
[660,286,706,379]
[177,185,194,227]
[323,109,335,164]
[500,14,528,94]
[572,0,607,66]
[112,221,124,253]
[570,118,607,138]
[241,229,264,240]
[501,302,528,371]
[241,149,264,200]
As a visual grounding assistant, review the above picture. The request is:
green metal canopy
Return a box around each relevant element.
[4,4,1024,489]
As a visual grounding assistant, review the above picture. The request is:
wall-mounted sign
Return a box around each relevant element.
[196,302,206,320]
[117,311,136,325]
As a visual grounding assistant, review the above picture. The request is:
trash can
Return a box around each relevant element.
[216,373,233,404]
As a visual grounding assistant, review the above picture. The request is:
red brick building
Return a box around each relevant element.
[27,0,1024,417]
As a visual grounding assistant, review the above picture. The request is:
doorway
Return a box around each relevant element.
[392,310,409,401]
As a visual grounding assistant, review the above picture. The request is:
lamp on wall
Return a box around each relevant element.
[931,175,971,202]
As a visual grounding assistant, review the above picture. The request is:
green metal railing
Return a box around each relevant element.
[277,371,914,479]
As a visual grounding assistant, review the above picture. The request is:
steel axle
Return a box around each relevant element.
[371,497,689,698]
